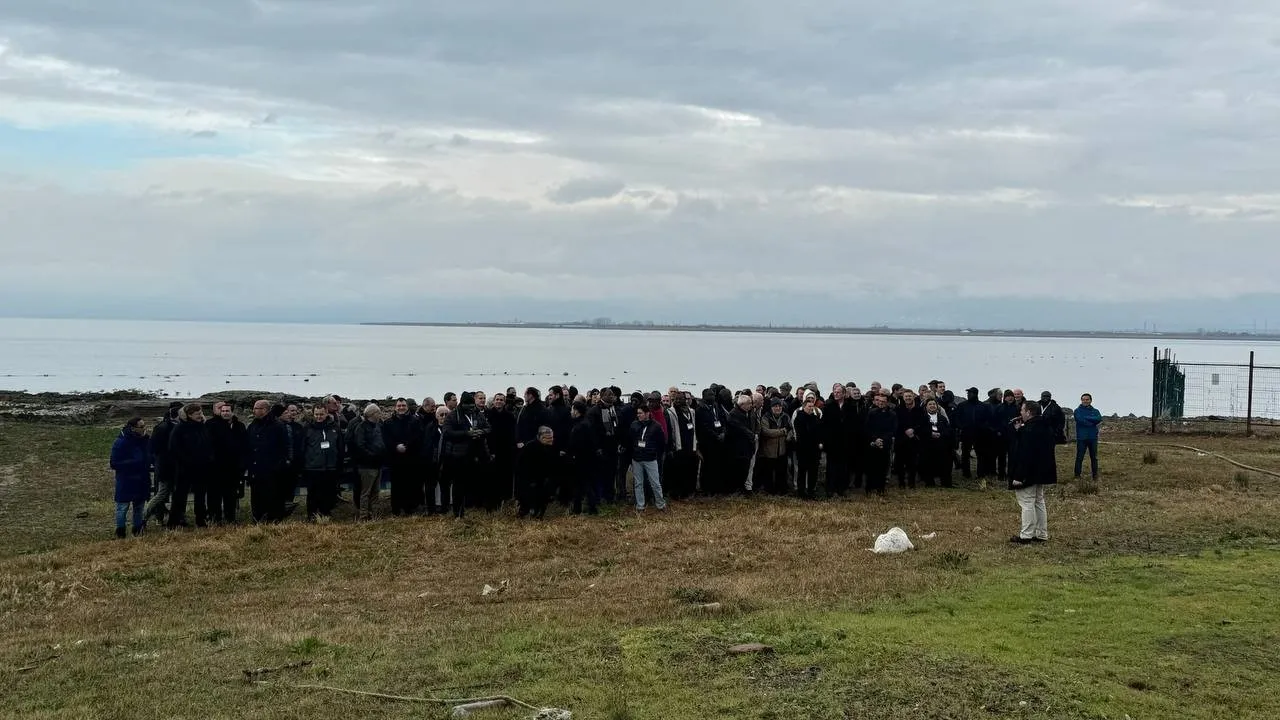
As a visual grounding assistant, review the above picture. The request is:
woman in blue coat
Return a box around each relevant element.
[110,417,151,538]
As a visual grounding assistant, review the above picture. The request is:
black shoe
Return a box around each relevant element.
[115,527,127,539]
[1031,537,1048,543]
[1009,536,1034,545]
[132,526,145,537]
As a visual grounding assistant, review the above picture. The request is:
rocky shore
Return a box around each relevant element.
[0,390,366,424]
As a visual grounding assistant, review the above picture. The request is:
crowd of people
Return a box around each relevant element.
[110,379,1106,545]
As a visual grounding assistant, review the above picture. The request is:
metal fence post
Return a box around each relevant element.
[1247,351,1255,437]
[1151,345,1158,434]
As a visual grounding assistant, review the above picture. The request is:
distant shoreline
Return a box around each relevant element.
[363,321,1280,343]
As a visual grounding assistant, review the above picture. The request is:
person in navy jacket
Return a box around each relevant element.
[110,417,151,538]
[1073,393,1103,480]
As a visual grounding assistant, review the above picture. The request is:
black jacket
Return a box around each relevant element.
[150,416,178,480]
[725,408,756,460]
[348,418,386,469]
[546,399,572,451]
[303,418,344,472]
[895,403,926,443]
[206,416,247,474]
[1010,417,1058,488]
[569,416,597,468]
[822,398,856,453]
[168,419,214,481]
[516,400,551,446]
[864,407,898,447]
[954,398,991,436]
[917,411,954,453]
[381,413,424,466]
[1040,400,1067,444]
[586,402,623,453]
[246,417,289,479]
[443,406,490,460]
[630,419,667,462]
[486,407,517,458]
[792,408,823,453]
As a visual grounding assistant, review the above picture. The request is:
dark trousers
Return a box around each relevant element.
[995,436,1010,480]
[1074,439,1099,478]
[206,468,240,523]
[305,470,339,519]
[756,456,788,494]
[490,453,514,508]
[572,462,599,515]
[975,429,998,478]
[958,432,976,478]
[168,471,207,528]
[388,463,422,515]
[442,456,480,517]
[665,450,698,499]
[725,456,751,494]
[594,452,617,503]
[249,470,289,522]
[517,478,548,518]
[919,444,952,486]
[894,439,919,488]
[698,442,725,495]
[825,451,850,496]
[849,444,865,490]
[796,449,820,497]
[865,445,891,494]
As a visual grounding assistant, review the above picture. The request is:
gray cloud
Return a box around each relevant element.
[0,0,1278,326]
[547,178,626,204]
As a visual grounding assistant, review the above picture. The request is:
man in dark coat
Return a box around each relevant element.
[569,402,599,514]
[143,402,183,524]
[893,390,926,489]
[347,403,387,519]
[381,398,424,516]
[724,395,756,494]
[694,388,727,495]
[1010,401,1057,543]
[516,426,558,518]
[586,388,624,502]
[167,403,213,528]
[863,393,897,496]
[822,385,854,496]
[1039,391,1068,445]
[441,392,491,518]
[205,401,247,524]
[485,393,518,507]
[246,400,290,523]
[953,387,990,479]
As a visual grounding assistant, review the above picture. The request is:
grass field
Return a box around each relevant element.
[2,420,1279,719]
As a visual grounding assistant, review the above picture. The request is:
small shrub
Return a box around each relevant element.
[934,550,971,571]
[1233,471,1250,491]
[1142,450,1159,465]
[199,628,232,644]
[671,586,719,604]
[289,636,327,656]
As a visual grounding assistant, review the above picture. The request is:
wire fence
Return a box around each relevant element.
[1152,347,1280,435]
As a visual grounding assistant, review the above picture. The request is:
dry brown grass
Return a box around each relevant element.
[2,420,1279,719]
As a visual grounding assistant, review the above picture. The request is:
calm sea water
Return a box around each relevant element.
[1,318,1277,416]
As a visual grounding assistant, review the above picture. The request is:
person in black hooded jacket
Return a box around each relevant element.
[893,390,926,489]
[168,403,213,528]
[546,386,574,504]
[515,387,551,448]
[953,387,990,479]
[1039,391,1068,445]
[245,400,290,522]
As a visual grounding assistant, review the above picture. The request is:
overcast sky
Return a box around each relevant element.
[2,1,1279,329]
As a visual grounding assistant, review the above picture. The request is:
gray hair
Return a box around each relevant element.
[363,403,382,418]
[537,426,554,437]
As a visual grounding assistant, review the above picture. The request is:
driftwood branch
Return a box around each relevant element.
[16,653,60,672]
[242,659,312,679]
[286,682,540,711]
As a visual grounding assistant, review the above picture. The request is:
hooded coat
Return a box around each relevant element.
[110,426,151,503]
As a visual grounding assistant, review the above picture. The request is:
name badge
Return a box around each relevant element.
[686,422,695,430]
[713,421,722,428]
[637,441,647,448]
[320,441,331,450]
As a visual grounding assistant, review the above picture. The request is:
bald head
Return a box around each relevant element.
[252,400,270,419]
